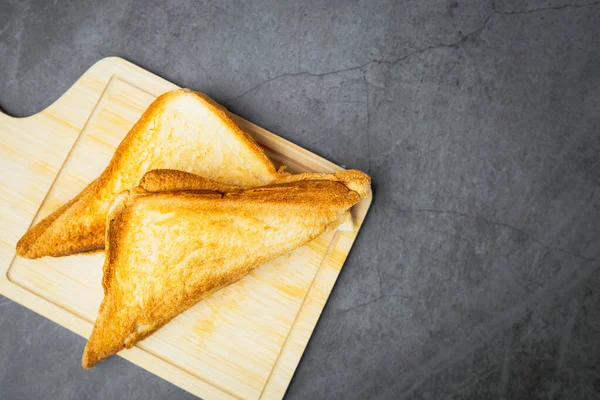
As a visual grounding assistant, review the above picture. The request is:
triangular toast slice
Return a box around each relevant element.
[82,170,370,368]
[17,89,279,258]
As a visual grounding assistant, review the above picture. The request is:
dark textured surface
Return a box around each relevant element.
[1,0,600,399]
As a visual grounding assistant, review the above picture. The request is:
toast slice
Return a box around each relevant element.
[17,89,279,258]
[82,170,370,368]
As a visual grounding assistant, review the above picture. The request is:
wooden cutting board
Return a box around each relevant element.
[0,57,371,400]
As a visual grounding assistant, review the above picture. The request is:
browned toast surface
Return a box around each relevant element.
[140,168,370,196]
[82,171,370,368]
[17,89,279,258]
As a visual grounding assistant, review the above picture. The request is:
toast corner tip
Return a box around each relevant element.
[15,235,35,259]
[15,240,27,258]
[81,351,93,370]
[335,169,371,197]
[81,345,100,369]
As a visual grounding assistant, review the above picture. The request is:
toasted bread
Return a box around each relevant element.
[17,89,279,258]
[82,171,370,368]
[139,168,370,196]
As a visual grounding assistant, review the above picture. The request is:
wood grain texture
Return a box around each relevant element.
[0,57,372,400]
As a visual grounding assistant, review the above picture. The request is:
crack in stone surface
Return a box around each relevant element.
[439,365,500,400]
[362,72,372,174]
[496,1,600,14]
[498,328,514,398]
[394,208,599,262]
[371,207,387,297]
[332,293,439,316]
[225,1,600,103]
[7,0,31,87]
[333,204,599,314]
[393,260,600,398]
[224,13,494,102]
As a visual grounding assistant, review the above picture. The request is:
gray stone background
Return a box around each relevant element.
[1,0,599,399]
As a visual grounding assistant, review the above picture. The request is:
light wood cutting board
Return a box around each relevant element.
[0,57,372,400]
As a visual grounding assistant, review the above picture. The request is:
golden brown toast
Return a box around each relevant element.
[82,170,370,368]
[17,89,279,258]
[139,168,370,197]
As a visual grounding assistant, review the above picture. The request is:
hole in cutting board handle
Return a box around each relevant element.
[0,57,128,120]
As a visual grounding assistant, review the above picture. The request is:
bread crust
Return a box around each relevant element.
[140,168,371,196]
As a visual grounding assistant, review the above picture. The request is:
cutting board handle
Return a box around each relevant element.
[0,57,176,269]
